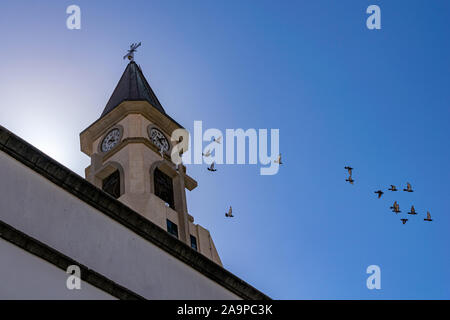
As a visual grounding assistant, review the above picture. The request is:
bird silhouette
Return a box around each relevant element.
[403,182,414,192]
[408,205,417,215]
[400,218,408,224]
[390,201,397,210]
[424,211,433,222]
[388,185,398,191]
[344,166,353,176]
[225,206,234,218]
[374,190,384,198]
[274,154,283,165]
[346,176,355,185]
[202,149,212,157]
[390,201,401,213]
[207,162,217,172]
[213,136,222,144]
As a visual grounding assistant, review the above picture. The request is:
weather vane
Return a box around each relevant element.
[123,42,141,61]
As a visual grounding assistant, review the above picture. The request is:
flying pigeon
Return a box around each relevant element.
[400,218,408,225]
[225,206,234,218]
[207,162,217,172]
[390,201,401,213]
[274,154,283,165]
[403,182,414,192]
[424,211,433,222]
[374,190,384,199]
[390,201,397,210]
[346,176,355,185]
[388,185,398,191]
[213,136,222,144]
[202,149,212,157]
[408,205,417,215]
[344,166,353,176]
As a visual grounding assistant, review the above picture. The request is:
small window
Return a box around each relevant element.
[102,170,120,199]
[166,219,178,239]
[154,167,175,209]
[190,235,198,251]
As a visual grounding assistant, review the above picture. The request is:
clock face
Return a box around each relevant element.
[101,128,121,152]
[149,128,169,153]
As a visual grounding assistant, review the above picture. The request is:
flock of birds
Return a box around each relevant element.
[166,138,432,225]
[345,166,433,225]
[165,138,434,224]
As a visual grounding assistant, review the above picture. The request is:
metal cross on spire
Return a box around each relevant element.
[123,42,142,61]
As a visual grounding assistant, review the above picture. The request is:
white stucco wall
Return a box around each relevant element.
[0,238,116,300]
[0,151,240,300]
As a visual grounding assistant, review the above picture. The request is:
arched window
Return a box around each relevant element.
[154,167,174,209]
[102,170,121,199]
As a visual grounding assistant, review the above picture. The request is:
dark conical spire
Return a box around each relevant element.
[101,61,166,117]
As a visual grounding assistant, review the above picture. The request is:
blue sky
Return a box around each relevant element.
[0,0,449,299]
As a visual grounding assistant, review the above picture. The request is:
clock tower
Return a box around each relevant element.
[80,60,222,265]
